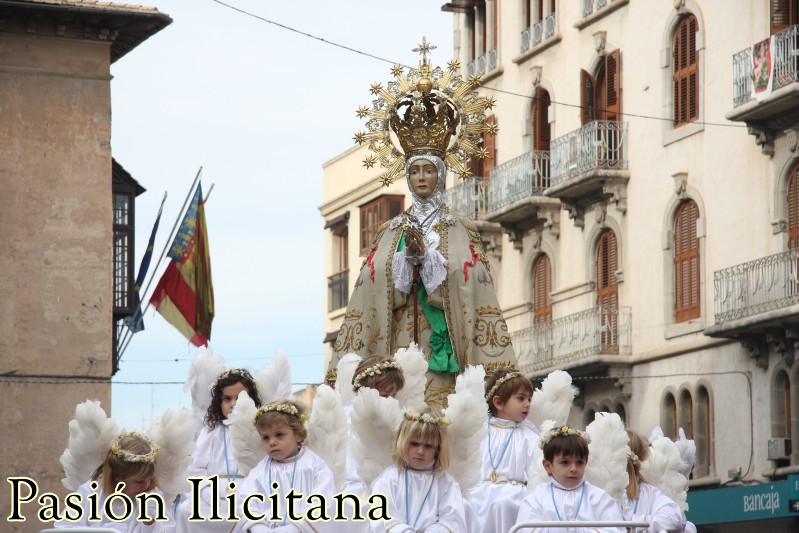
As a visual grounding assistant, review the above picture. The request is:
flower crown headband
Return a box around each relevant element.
[253,403,309,425]
[485,371,525,401]
[629,451,641,468]
[538,425,591,450]
[404,408,450,428]
[110,431,159,464]
[353,360,402,389]
[218,368,253,382]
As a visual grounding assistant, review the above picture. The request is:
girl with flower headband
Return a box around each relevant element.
[231,400,336,532]
[515,425,625,533]
[465,368,539,532]
[175,363,262,533]
[369,407,466,532]
[619,430,684,532]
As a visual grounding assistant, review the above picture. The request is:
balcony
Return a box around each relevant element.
[483,151,560,246]
[706,249,799,367]
[444,176,488,220]
[728,24,799,128]
[512,304,632,375]
[546,120,629,226]
[327,270,348,312]
[521,12,557,51]
[467,48,499,79]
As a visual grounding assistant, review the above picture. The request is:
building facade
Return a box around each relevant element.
[0,2,170,531]
[322,0,799,530]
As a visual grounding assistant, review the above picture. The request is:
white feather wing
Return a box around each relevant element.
[642,436,689,511]
[334,353,362,407]
[184,346,225,426]
[648,425,665,443]
[351,388,402,488]
[444,365,488,496]
[148,408,198,503]
[226,391,263,475]
[306,385,348,491]
[393,343,428,411]
[675,427,696,478]
[60,400,120,490]
[255,350,293,404]
[526,419,555,493]
[529,370,578,429]
[585,412,630,501]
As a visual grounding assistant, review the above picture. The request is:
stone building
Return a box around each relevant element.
[0,1,170,530]
[322,1,799,530]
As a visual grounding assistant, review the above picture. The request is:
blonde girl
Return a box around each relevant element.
[369,407,465,532]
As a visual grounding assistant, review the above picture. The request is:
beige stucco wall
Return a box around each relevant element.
[0,31,114,531]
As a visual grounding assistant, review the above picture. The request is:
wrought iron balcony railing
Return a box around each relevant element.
[583,0,609,18]
[732,24,799,108]
[328,270,349,312]
[467,48,499,77]
[511,304,631,374]
[487,151,550,213]
[713,249,799,324]
[521,13,557,52]
[549,120,628,186]
[443,177,488,220]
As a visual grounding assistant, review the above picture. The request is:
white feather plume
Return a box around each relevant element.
[334,353,362,407]
[529,370,578,430]
[148,408,198,503]
[585,412,630,501]
[60,400,120,490]
[351,388,403,488]
[444,365,489,496]
[184,346,225,426]
[675,428,696,478]
[526,419,556,492]
[393,343,428,411]
[642,436,689,511]
[648,425,665,443]
[227,391,264,475]
[255,350,293,404]
[306,385,348,491]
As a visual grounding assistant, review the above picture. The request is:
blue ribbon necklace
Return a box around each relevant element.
[487,417,517,483]
[267,446,301,527]
[222,426,239,485]
[550,481,586,521]
[404,465,435,529]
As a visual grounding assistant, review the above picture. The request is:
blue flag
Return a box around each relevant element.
[124,195,166,333]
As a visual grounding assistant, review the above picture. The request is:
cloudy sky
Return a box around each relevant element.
[109,1,454,430]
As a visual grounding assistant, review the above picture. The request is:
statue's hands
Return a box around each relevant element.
[405,225,426,262]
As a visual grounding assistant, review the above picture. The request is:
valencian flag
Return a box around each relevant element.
[150,183,214,346]
[123,194,166,333]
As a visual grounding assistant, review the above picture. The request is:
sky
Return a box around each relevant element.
[109,0,455,431]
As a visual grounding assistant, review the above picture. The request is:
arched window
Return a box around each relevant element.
[533,254,552,324]
[673,15,698,127]
[584,407,596,428]
[695,386,712,478]
[580,50,622,125]
[774,371,791,439]
[678,390,694,439]
[532,87,551,189]
[596,230,619,353]
[674,200,700,322]
[614,403,627,425]
[788,163,799,249]
[662,392,677,439]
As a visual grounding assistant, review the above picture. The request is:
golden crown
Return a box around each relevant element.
[354,37,496,186]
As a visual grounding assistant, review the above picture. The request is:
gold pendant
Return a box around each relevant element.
[490,470,497,483]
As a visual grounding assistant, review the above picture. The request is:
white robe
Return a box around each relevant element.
[53,480,174,532]
[231,447,336,533]
[619,483,684,533]
[465,418,539,533]
[516,480,625,533]
[370,465,466,533]
[175,425,242,532]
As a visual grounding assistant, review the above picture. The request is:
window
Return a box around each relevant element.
[469,115,497,179]
[614,402,627,425]
[581,50,621,125]
[788,163,799,248]
[674,200,700,322]
[596,229,619,353]
[673,15,698,127]
[532,87,551,189]
[113,192,133,315]
[532,254,552,323]
[771,0,799,34]
[359,195,404,256]
[328,226,349,312]
[678,389,693,440]
[695,385,712,477]
[662,392,678,438]
[773,371,791,439]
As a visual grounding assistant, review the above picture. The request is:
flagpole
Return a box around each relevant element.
[117,167,203,360]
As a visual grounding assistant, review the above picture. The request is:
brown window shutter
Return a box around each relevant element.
[673,15,699,126]
[533,87,551,151]
[493,0,499,48]
[536,0,544,23]
[789,164,799,248]
[772,0,792,34]
[580,69,595,125]
[596,230,619,354]
[674,200,701,321]
[533,254,552,323]
[605,50,622,121]
[481,115,496,178]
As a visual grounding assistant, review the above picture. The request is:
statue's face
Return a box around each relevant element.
[408,159,439,199]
